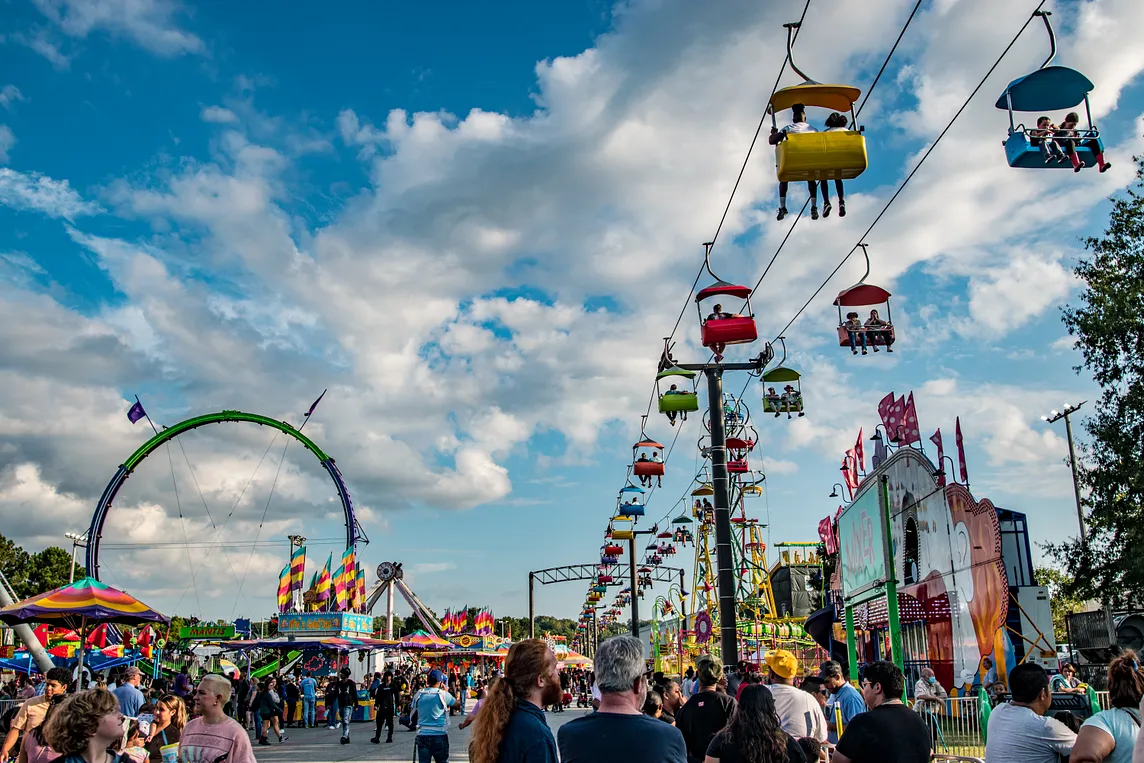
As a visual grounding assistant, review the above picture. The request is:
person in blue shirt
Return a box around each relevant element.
[112,666,146,718]
[299,671,317,728]
[413,669,457,763]
[819,660,866,744]
[469,639,560,763]
[559,635,686,763]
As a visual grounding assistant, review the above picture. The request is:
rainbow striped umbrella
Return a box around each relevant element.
[0,577,168,679]
[406,630,452,649]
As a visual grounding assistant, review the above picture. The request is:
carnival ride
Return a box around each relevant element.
[767,21,868,183]
[995,11,1108,171]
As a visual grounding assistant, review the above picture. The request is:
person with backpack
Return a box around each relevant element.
[413,670,456,763]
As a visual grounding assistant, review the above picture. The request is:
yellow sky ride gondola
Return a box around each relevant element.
[767,23,867,183]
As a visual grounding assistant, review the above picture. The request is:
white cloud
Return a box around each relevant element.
[0,86,26,111]
[0,168,101,219]
[12,30,71,70]
[31,0,204,57]
[0,0,1141,618]
[0,126,14,164]
[967,250,1076,333]
[200,106,238,124]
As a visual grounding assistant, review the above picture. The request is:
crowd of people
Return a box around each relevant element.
[6,640,1144,762]
[0,666,255,763]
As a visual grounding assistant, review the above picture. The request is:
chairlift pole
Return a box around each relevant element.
[677,357,768,663]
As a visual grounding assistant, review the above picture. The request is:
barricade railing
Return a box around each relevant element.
[0,697,19,718]
[1095,690,1111,711]
[915,695,986,758]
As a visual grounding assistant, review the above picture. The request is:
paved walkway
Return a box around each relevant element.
[250,708,589,762]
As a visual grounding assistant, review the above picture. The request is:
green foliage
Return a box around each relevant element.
[1048,155,1144,603]
[1034,566,1085,643]
[0,532,84,598]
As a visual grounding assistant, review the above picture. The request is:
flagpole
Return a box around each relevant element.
[136,395,160,436]
[298,389,327,434]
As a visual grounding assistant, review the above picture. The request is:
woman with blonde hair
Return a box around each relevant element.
[42,689,124,763]
[469,639,560,763]
[144,695,186,762]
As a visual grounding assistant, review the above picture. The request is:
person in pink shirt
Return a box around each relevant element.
[178,675,255,763]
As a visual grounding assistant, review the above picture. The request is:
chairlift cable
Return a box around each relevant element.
[769,0,1048,344]
[660,0,812,353]
[853,0,925,120]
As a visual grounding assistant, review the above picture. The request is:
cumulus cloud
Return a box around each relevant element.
[31,0,203,57]
[1,0,1141,616]
[0,86,26,111]
[0,168,101,219]
[200,105,239,124]
[0,127,14,164]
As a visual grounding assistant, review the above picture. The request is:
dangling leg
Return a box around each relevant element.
[808,181,819,220]
[835,179,846,217]
[1089,140,1111,172]
[820,180,831,218]
[777,181,789,221]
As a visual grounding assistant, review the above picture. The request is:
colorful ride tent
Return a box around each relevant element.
[0,577,169,680]
[995,11,1106,170]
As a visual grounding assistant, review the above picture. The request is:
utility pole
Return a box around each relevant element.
[677,354,769,664]
[1042,402,1087,544]
[528,572,536,639]
[65,532,88,583]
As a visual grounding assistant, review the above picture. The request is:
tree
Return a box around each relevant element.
[0,532,82,598]
[1034,566,1084,643]
[1048,154,1144,603]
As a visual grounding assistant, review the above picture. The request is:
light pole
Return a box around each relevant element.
[1042,402,1087,544]
[65,532,88,583]
[829,483,849,501]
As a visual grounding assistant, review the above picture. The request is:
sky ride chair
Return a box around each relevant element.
[768,22,868,184]
[657,367,699,425]
[696,242,758,362]
[761,339,805,418]
[834,244,895,353]
[995,11,1110,172]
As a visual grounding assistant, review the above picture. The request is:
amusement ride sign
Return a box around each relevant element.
[178,624,236,640]
[838,485,888,602]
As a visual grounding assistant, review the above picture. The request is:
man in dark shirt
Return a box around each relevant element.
[371,670,397,744]
[833,661,930,763]
[335,668,358,744]
[560,635,686,763]
[675,655,736,763]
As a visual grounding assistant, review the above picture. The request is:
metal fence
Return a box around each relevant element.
[915,695,987,759]
[0,697,18,719]
[1096,690,1111,711]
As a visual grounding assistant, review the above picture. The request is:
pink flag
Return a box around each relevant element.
[900,393,921,445]
[877,392,896,432]
[818,516,838,555]
[956,417,968,483]
[843,450,859,493]
[855,429,865,473]
[930,429,945,486]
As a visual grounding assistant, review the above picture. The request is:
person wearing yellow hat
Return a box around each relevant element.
[764,649,828,744]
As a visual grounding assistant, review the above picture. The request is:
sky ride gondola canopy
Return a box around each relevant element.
[994,66,1095,112]
[834,283,892,307]
[769,84,862,114]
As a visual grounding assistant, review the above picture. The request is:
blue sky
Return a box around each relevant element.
[1,0,1142,626]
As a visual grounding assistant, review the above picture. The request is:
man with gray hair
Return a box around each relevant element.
[557,635,686,763]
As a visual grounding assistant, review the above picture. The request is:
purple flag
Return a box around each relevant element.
[304,389,327,418]
[127,401,146,424]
